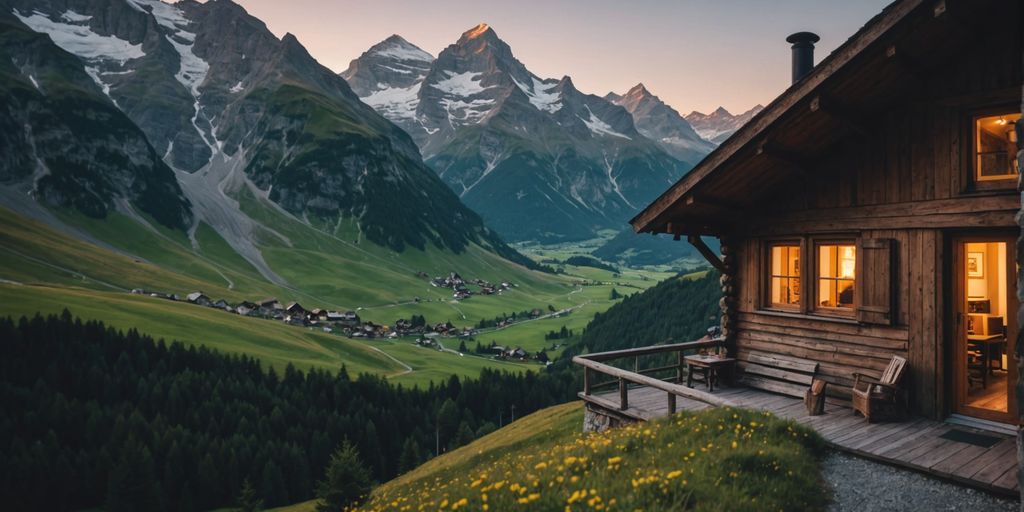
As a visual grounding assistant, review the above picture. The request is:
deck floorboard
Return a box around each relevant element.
[585,384,1018,496]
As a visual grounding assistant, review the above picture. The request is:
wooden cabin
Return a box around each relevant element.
[632,0,1021,428]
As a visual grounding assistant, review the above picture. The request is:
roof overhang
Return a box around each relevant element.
[630,0,1019,237]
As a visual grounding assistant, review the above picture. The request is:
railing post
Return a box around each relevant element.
[668,393,677,414]
[677,351,685,384]
[619,378,628,410]
[584,367,591,396]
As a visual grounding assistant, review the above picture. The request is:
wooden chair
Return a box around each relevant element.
[851,355,907,423]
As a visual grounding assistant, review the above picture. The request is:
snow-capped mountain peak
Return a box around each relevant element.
[607,83,714,165]
[343,23,690,242]
[463,22,493,40]
[685,104,765,144]
[370,34,434,62]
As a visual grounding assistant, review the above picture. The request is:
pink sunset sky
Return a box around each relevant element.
[232,0,891,115]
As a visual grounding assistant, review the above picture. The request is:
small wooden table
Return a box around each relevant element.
[967,334,1006,388]
[685,355,736,392]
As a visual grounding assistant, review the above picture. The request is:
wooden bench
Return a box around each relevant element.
[738,352,819,398]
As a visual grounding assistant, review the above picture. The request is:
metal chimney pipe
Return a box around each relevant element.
[786,32,820,83]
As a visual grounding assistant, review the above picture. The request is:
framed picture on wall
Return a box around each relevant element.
[967,251,985,278]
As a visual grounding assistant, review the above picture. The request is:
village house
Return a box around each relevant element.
[235,301,258,317]
[577,0,1022,496]
[186,292,211,307]
[257,297,282,315]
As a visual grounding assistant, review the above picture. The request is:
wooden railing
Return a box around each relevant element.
[572,339,735,416]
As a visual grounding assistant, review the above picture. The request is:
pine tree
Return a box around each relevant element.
[397,438,421,473]
[105,442,159,512]
[315,441,373,511]
[236,478,263,512]
[452,421,475,449]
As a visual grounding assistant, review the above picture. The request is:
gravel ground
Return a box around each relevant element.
[824,451,1018,511]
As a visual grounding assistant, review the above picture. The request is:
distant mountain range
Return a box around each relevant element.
[2,0,540,276]
[685,105,764,145]
[343,25,761,242]
[605,83,716,167]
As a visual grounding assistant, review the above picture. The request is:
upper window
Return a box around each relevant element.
[817,243,856,311]
[975,112,1020,183]
[768,244,801,308]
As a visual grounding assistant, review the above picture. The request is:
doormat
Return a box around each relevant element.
[939,429,1003,448]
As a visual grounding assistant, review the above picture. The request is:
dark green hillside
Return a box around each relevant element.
[0,312,576,511]
[572,270,721,355]
[593,230,720,268]
[0,13,191,230]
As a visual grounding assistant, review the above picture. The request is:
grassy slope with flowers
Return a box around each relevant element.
[341,401,828,512]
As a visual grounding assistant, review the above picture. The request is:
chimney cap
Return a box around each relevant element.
[786,32,820,45]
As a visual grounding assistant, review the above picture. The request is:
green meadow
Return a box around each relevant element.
[0,201,673,386]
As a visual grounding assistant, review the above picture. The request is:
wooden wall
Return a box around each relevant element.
[733,229,944,418]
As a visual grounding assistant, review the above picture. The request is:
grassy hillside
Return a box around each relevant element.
[302,401,827,511]
[0,203,671,385]
[0,283,542,388]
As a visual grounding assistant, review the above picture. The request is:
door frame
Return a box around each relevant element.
[950,232,1018,424]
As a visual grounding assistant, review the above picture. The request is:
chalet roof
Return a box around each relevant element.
[630,0,1017,236]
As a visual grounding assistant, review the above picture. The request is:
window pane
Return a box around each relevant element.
[771,246,784,275]
[817,243,855,310]
[837,279,855,308]
[818,279,834,308]
[839,245,856,279]
[769,245,800,307]
[976,113,1021,181]
[819,245,835,278]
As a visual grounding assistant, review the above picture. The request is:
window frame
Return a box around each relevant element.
[763,240,804,312]
[812,239,858,317]
[759,235,861,320]
[968,105,1021,192]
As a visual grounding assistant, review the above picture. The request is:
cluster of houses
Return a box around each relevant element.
[426,272,512,300]
[131,288,491,341]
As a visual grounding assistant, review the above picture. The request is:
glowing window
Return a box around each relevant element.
[975,112,1020,182]
[818,244,856,310]
[768,244,801,308]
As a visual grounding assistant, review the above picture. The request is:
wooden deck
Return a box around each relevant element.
[585,384,1020,496]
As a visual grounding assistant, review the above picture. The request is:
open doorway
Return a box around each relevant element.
[953,236,1018,424]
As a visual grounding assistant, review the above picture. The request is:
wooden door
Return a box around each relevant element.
[952,234,1018,424]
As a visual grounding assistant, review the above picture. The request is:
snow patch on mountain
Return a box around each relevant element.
[580,105,630,140]
[513,76,561,113]
[125,0,189,36]
[13,10,145,64]
[373,41,433,62]
[440,97,495,125]
[60,10,91,23]
[432,71,489,96]
[125,0,215,162]
[363,83,420,120]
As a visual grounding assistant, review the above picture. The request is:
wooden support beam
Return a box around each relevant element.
[619,378,629,410]
[668,393,677,415]
[687,235,726,273]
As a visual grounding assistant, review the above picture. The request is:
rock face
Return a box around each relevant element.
[344,24,690,242]
[685,105,764,145]
[341,35,432,124]
[0,10,191,229]
[5,0,534,263]
[607,83,715,166]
